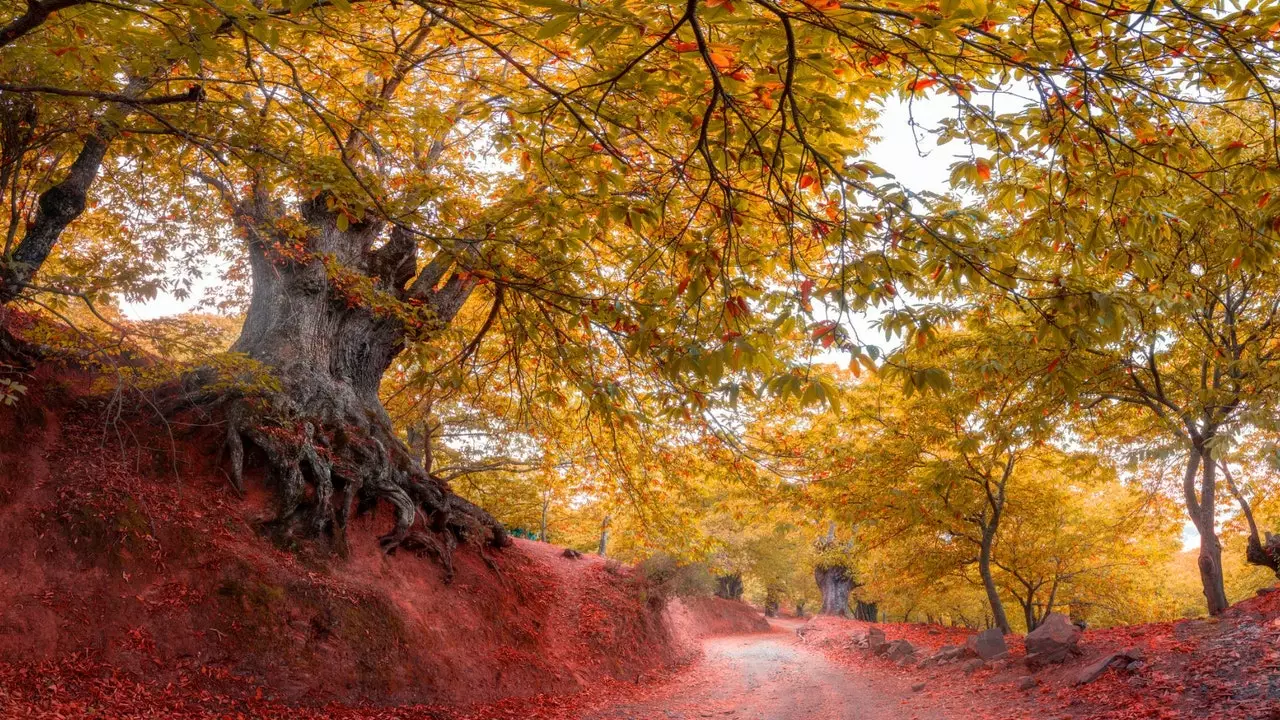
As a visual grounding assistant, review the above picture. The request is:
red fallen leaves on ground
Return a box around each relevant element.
[0,651,695,720]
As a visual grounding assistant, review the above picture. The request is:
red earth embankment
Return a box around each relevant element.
[798,600,1280,719]
[0,360,766,718]
[665,596,772,655]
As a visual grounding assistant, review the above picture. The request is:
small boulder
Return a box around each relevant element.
[1075,653,1123,685]
[965,627,1008,660]
[911,681,927,692]
[1017,676,1037,691]
[962,658,985,674]
[930,645,964,664]
[1025,613,1081,664]
[1074,647,1145,685]
[1023,649,1071,669]
[562,548,583,559]
[866,627,888,654]
[884,639,916,662]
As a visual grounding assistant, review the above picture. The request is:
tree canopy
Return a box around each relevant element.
[3,0,1280,623]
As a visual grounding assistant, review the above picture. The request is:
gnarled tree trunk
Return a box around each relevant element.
[814,564,853,616]
[188,189,506,572]
[715,573,744,600]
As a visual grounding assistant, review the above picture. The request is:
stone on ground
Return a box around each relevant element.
[965,627,1008,660]
[1024,613,1081,667]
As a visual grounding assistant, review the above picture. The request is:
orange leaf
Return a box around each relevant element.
[908,77,938,93]
[670,41,699,53]
[811,321,836,340]
[708,51,733,69]
[975,158,992,183]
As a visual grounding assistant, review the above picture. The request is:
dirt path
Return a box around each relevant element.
[585,618,949,720]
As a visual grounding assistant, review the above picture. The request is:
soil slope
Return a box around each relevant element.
[0,359,766,718]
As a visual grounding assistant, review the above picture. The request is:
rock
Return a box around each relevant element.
[866,627,888,654]
[962,658,985,674]
[884,639,916,662]
[1025,613,1081,663]
[928,645,964,663]
[912,681,927,692]
[1075,647,1146,685]
[965,627,1009,660]
[562,548,583,559]
[1075,653,1123,685]
[1018,676,1037,691]
[1258,586,1275,596]
[1023,649,1072,670]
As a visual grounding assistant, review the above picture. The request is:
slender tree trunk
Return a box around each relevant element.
[1195,460,1229,614]
[539,494,550,542]
[1182,448,1228,615]
[979,528,1013,633]
[597,514,610,556]
[1221,460,1280,576]
[0,75,182,303]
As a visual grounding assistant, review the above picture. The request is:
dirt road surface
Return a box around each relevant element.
[585,618,949,720]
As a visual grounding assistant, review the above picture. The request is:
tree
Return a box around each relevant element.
[964,101,1280,614]
[4,0,1279,576]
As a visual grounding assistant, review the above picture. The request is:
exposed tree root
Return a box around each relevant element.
[167,366,509,578]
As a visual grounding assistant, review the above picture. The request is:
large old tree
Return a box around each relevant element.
[2,0,1278,573]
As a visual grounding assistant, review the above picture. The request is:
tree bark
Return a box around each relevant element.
[715,573,744,600]
[1194,457,1230,615]
[853,600,877,622]
[979,528,1013,633]
[539,493,550,542]
[814,564,853,616]
[597,514,610,556]
[1221,460,1280,577]
[0,0,89,48]
[764,586,779,617]
[189,190,506,570]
